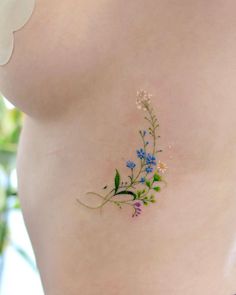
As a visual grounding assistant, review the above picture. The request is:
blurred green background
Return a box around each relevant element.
[0,95,42,294]
[0,94,23,274]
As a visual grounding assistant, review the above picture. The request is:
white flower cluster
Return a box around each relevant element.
[136,90,153,111]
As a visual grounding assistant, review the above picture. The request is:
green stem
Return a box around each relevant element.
[146,104,157,156]
[77,189,115,209]
[77,192,135,209]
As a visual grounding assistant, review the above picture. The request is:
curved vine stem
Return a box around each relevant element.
[77,91,167,217]
[76,191,135,209]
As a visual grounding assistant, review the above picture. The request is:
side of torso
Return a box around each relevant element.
[1,1,236,294]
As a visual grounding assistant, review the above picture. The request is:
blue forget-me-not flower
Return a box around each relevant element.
[140,177,146,183]
[136,148,146,159]
[126,160,136,169]
[146,153,156,166]
[145,166,153,173]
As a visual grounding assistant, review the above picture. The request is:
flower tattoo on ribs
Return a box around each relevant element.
[77,90,168,218]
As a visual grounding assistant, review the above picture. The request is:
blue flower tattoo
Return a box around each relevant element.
[126,161,136,169]
[77,90,168,218]
[136,148,146,159]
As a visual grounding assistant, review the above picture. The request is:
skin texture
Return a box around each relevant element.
[1,0,236,294]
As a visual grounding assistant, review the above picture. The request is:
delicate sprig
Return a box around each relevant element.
[77,90,168,218]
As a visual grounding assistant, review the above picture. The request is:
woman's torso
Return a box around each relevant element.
[1,1,236,294]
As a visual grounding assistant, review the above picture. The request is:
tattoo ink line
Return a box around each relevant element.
[76,90,168,218]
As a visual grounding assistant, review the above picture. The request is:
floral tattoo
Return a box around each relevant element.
[77,90,168,217]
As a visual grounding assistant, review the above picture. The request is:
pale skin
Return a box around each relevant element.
[1,0,236,294]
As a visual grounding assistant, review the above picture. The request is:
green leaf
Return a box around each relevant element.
[137,191,141,198]
[0,221,8,254]
[12,199,21,209]
[153,173,162,182]
[115,190,137,200]
[153,186,161,192]
[145,180,151,188]
[12,243,37,271]
[114,169,120,193]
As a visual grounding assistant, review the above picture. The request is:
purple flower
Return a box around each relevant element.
[145,166,153,173]
[126,160,136,169]
[136,148,146,159]
[134,202,141,207]
[146,153,156,166]
[133,202,142,217]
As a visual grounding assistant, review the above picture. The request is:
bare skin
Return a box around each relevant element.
[1,0,236,294]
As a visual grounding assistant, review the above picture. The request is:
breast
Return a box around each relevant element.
[0,0,128,118]
[0,0,236,124]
